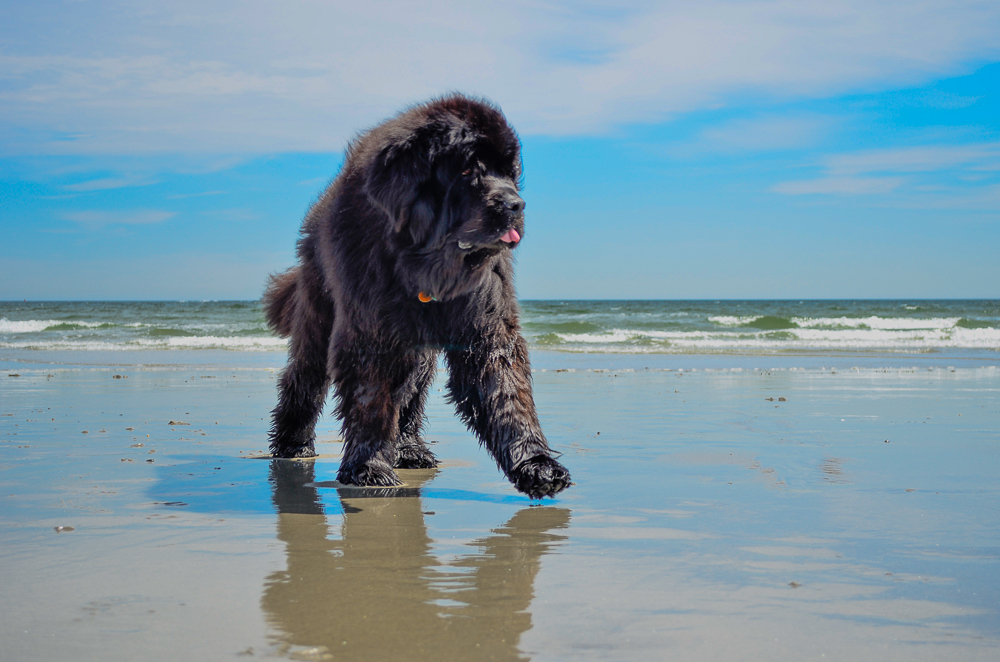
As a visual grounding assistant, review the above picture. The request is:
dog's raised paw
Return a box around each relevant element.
[337,461,403,487]
[512,456,572,499]
[394,440,440,469]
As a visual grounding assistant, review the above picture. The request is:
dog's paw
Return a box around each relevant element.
[270,444,317,459]
[337,460,403,487]
[269,430,317,459]
[511,456,572,499]
[394,439,440,469]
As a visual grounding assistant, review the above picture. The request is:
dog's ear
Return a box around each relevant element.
[364,131,434,234]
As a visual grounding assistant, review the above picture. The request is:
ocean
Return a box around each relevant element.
[1,300,998,358]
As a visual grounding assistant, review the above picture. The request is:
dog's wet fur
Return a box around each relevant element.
[263,94,571,499]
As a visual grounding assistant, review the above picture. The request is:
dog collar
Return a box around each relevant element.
[418,292,437,303]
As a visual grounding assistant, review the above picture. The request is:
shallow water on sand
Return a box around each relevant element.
[1,352,999,661]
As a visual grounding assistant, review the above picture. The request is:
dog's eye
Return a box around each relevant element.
[462,168,472,177]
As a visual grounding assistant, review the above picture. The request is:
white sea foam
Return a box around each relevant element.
[554,329,663,343]
[0,318,106,333]
[708,316,759,326]
[163,336,287,349]
[708,315,964,330]
[792,316,961,330]
[4,302,996,356]
[0,341,127,351]
[0,335,288,351]
[546,325,1000,350]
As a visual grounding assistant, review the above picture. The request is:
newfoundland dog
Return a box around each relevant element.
[263,94,571,498]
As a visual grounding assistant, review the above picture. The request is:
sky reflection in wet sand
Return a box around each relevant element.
[1,356,998,660]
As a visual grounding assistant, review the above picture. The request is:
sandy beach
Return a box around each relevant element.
[2,347,998,661]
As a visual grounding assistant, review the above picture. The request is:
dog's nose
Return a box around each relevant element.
[501,191,525,214]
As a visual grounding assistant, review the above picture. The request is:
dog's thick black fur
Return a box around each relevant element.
[263,94,570,499]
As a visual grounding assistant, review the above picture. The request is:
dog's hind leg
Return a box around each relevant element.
[394,348,440,469]
[268,266,334,459]
[446,335,571,499]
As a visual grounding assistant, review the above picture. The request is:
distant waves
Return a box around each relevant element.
[521,300,1000,354]
[1,300,998,354]
[0,301,284,352]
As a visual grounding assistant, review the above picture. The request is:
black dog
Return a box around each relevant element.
[263,94,570,499]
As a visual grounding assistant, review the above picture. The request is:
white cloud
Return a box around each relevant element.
[824,144,1000,176]
[63,176,155,191]
[201,208,260,222]
[772,176,903,195]
[166,189,226,199]
[902,90,982,109]
[1,0,999,154]
[772,142,1000,202]
[697,115,836,153]
[62,209,176,229]
[0,251,291,299]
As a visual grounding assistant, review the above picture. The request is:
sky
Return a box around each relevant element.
[1,0,999,301]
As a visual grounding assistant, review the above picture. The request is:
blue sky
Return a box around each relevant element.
[1,0,998,300]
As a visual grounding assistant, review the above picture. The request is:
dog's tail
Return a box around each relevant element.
[263,268,299,338]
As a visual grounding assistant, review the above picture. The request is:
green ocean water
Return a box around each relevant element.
[1,300,998,355]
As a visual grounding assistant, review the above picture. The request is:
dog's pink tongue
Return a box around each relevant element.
[500,228,521,244]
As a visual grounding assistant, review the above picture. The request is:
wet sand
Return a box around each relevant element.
[2,352,999,661]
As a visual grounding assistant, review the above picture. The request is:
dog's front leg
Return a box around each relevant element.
[394,348,440,469]
[445,336,571,498]
[333,346,405,487]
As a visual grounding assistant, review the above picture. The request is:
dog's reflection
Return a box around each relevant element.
[263,460,569,660]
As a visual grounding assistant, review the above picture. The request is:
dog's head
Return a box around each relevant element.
[362,95,525,301]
